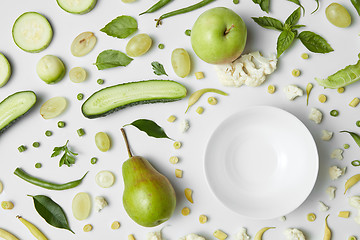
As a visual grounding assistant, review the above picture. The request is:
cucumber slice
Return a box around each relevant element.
[82,80,187,119]
[0,53,11,87]
[0,91,37,134]
[12,12,53,53]
[95,170,115,188]
[57,0,97,14]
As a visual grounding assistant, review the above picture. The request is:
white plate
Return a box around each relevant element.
[204,106,319,219]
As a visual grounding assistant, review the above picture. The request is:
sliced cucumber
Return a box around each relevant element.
[12,12,53,53]
[0,53,11,87]
[57,0,97,14]
[82,80,187,119]
[0,91,37,134]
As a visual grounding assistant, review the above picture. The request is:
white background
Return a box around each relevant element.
[0,0,360,239]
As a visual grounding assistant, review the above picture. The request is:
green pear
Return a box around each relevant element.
[121,128,176,227]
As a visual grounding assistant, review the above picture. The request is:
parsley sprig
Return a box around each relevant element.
[51,140,78,167]
[151,61,168,76]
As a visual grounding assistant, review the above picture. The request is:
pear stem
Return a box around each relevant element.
[224,24,235,35]
[121,128,133,158]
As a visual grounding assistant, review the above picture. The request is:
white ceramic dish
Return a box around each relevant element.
[204,106,319,219]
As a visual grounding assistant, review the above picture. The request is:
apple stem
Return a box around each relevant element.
[121,128,133,158]
[224,24,235,35]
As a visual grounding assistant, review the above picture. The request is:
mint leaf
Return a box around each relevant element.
[285,7,301,26]
[287,0,305,15]
[252,16,284,31]
[151,61,168,76]
[298,31,334,53]
[277,29,296,58]
[95,50,133,70]
[252,0,270,13]
[100,16,138,39]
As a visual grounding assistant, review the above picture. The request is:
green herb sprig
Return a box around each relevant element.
[252,7,333,58]
[151,61,168,76]
[51,140,78,167]
[252,0,319,14]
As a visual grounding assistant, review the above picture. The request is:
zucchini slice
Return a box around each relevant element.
[0,53,11,87]
[82,80,187,119]
[0,91,37,134]
[57,0,97,14]
[12,12,53,53]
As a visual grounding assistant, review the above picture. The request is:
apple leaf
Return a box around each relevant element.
[124,119,173,140]
[252,16,284,31]
[276,29,295,58]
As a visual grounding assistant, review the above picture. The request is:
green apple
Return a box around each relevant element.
[36,55,65,84]
[191,7,247,64]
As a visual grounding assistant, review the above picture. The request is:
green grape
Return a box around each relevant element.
[171,48,191,78]
[126,34,152,57]
[326,3,351,28]
[95,132,111,152]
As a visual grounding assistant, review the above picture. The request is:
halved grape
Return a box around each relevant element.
[71,32,97,57]
[126,34,152,57]
[40,97,67,119]
[69,67,87,83]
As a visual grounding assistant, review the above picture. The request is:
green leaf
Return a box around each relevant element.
[287,0,305,15]
[312,0,320,14]
[252,16,284,31]
[28,195,74,234]
[252,0,270,13]
[298,31,334,53]
[351,0,360,16]
[340,131,360,148]
[291,24,306,30]
[124,119,172,140]
[276,29,296,58]
[151,61,168,76]
[95,50,133,70]
[51,140,78,167]
[100,16,138,39]
[285,7,301,26]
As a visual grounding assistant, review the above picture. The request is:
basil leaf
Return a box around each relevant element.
[351,0,360,16]
[276,29,295,58]
[287,0,305,15]
[298,31,334,53]
[28,195,74,234]
[340,131,360,148]
[100,16,138,39]
[291,24,306,30]
[124,119,172,140]
[95,50,133,70]
[312,0,320,14]
[151,61,168,76]
[252,0,270,13]
[285,7,301,26]
[252,16,284,31]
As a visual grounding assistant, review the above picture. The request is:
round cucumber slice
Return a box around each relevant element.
[12,12,53,53]
[36,55,65,84]
[95,170,115,188]
[57,0,97,14]
[0,53,11,87]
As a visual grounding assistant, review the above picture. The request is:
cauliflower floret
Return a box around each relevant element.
[329,166,346,180]
[179,233,206,240]
[321,130,333,141]
[94,196,108,212]
[284,228,306,240]
[279,216,287,222]
[331,148,343,160]
[215,51,277,87]
[179,119,190,133]
[309,108,323,124]
[319,201,329,212]
[283,85,303,100]
[348,196,360,225]
[326,186,336,200]
[147,231,162,240]
[234,227,250,240]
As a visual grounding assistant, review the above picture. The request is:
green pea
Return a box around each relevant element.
[351,160,360,167]
[91,157,98,165]
[32,142,40,148]
[233,0,239,3]
[357,120,360,127]
[58,121,65,128]
[185,29,191,36]
[45,130,52,137]
[77,93,84,100]
[35,163,42,169]
[330,110,339,117]
[18,145,27,153]
[158,43,165,49]
[344,144,350,149]
[97,79,104,85]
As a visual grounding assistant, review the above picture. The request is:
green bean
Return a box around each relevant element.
[330,110,339,117]
[18,145,27,152]
[57,121,65,128]
[323,215,331,240]
[139,0,172,16]
[344,173,360,194]
[186,88,228,113]
[352,160,360,166]
[77,128,85,137]
[155,0,217,27]
[340,130,360,148]
[158,43,165,49]
[306,83,313,106]
[32,142,40,148]
[357,120,360,127]
[14,168,87,190]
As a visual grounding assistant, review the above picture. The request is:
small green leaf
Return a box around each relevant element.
[151,61,168,76]
[351,0,360,16]
[124,119,172,140]
[298,31,334,53]
[100,16,138,39]
[340,131,360,148]
[277,29,296,58]
[287,0,305,15]
[95,50,133,70]
[291,24,306,30]
[252,16,284,31]
[312,0,320,14]
[252,0,270,13]
[51,140,78,167]
[285,7,301,26]
[28,195,74,234]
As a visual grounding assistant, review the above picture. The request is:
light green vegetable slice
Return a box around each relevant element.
[316,54,360,88]
[72,192,91,220]
[40,97,67,119]
[12,12,53,53]
[95,170,115,188]
[36,55,65,84]
[56,0,97,14]
[69,67,87,83]
[0,53,11,87]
